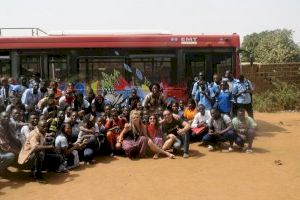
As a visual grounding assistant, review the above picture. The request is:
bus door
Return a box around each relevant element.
[184,52,205,93]
[211,52,233,78]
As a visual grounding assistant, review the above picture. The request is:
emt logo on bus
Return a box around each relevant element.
[180,37,198,45]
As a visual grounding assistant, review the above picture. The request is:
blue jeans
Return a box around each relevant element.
[0,152,15,172]
[202,130,236,146]
[173,132,190,154]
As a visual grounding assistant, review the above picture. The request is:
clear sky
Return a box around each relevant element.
[1,0,299,42]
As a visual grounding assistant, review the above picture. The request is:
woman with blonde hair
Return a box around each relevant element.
[117,111,174,159]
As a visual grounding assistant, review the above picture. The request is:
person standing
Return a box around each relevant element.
[232,75,254,118]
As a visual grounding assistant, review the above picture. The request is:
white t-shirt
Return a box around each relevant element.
[191,111,211,128]
[55,133,68,153]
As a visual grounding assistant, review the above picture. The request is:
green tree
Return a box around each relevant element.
[241,29,300,63]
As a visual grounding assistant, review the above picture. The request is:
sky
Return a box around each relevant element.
[0,0,299,42]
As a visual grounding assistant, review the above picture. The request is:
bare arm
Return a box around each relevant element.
[117,123,130,143]
[177,120,191,135]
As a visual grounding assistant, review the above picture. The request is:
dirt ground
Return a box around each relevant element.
[1,112,300,200]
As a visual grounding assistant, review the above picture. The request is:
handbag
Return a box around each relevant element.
[191,124,207,135]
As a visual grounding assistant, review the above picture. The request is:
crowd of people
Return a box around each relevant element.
[0,70,257,182]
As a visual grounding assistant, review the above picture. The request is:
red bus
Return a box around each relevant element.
[0,29,240,101]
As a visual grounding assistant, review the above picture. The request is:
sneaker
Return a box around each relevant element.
[183,153,189,158]
[207,145,214,151]
[246,149,253,153]
[228,147,234,152]
[56,161,68,173]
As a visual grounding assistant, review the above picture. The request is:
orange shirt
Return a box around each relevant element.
[183,108,198,121]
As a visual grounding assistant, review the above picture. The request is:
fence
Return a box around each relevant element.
[241,62,300,93]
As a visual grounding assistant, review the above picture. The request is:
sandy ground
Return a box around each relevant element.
[1,112,300,200]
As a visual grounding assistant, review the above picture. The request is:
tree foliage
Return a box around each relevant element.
[241,29,300,63]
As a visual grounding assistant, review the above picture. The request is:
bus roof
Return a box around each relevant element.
[0,33,240,49]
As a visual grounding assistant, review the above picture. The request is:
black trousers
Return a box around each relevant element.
[233,103,254,119]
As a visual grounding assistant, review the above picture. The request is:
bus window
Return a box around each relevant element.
[0,56,11,77]
[20,56,42,77]
[78,57,125,83]
[129,56,175,86]
[48,56,68,82]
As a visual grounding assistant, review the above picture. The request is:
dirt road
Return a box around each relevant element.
[1,112,300,200]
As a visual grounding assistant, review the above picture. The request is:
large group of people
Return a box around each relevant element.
[0,70,257,182]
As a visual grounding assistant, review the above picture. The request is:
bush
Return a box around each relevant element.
[253,80,300,112]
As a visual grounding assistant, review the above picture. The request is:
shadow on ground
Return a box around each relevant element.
[256,119,287,137]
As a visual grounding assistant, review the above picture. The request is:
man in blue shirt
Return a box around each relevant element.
[232,75,254,118]
[216,81,233,115]
[194,79,214,111]
[21,82,43,112]
[191,72,209,100]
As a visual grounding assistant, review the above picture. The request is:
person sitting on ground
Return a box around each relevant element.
[118,110,174,159]
[92,94,110,114]
[49,81,62,100]
[142,109,150,124]
[120,106,130,122]
[161,109,191,158]
[18,120,55,182]
[49,110,65,138]
[146,114,165,159]
[58,88,75,111]
[68,111,81,143]
[183,98,198,124]
[103,105,112,120]
[10,108,29,142]
[41,93,58,116]
[126,88,141,110]
[143,83,165,112]
[190,104,211,141]
[55,123,85,170]
[202,108,236,152]
[85,87,95,104]
[6,92,25,114]
[105,109,127,156]
[20,112,39,144]
[0,111,22,174]
[73,92,90,113]
[232,108,257,153]
[76,114,99,164]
